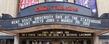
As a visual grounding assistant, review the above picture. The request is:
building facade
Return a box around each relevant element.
[0,0,109,17]
[0,0,109,44]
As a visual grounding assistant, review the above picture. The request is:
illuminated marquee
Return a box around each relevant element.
[18,2,92,17]
[0,2,109,30]
[1,13,108,30]
[19,30,93,38]
[35,6,79,12]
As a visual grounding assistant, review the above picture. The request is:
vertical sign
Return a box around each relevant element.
[75,0,97,15]
[19,0,39,9]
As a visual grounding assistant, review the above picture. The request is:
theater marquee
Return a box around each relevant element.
[19,30,93,38]
[18,2,92,17]
[0,13,109,30]
[0,2,109,30]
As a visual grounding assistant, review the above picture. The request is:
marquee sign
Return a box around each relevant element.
[0,13,109,30]
[19,30,93,38]
[18,2,92,17]
[0,2,109,30]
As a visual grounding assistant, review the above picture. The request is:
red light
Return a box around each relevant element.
[35,6,49,12]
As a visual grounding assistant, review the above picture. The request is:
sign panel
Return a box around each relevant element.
[0,13,109,30]
[75,0,97,14]
[18,2,92,17]
[0,2,109,30]
[19,30,93,38]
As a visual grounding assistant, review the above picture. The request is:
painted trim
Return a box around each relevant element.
[9,25,96,33]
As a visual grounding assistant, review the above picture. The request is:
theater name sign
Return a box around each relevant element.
[0,2,109,30]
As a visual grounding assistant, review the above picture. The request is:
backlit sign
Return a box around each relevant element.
[1,13,109,30]
[19,30,93,38]
[75,0,97,14]
[0,2,109,30]
[19,0,39,9]
[18,2,92,17]
[35,6,79,12]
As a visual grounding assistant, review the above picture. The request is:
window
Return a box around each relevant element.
[45,0,67,2]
